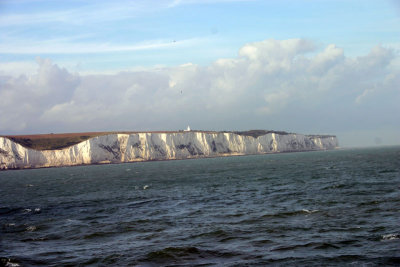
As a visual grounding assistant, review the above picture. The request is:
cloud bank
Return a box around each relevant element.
[1,39,399,146]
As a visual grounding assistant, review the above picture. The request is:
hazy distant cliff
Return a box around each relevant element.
[0,131,338,170]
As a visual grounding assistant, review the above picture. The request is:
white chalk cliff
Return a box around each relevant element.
[0,132,338,170]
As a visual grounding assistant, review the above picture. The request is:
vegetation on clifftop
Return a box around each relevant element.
[3,132,111,150]
[232,130,289,138]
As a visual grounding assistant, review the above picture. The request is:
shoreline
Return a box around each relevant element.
[0,148,340,172]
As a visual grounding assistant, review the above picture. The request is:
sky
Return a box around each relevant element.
[0,0,399,147]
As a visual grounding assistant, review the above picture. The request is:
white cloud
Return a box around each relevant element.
[1,39,399,146]
[0,61,38,77]
[258,91,290,115]
[310,44,344,74]
[0,38,199,55]
[0,57,79,132]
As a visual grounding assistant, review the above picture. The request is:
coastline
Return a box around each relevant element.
[0,131,338,171]
[0,149,342,172]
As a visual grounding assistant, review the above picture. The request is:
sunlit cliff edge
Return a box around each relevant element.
[0,131,338,170]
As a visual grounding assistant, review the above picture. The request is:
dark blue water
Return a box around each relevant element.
[1,147,399,266]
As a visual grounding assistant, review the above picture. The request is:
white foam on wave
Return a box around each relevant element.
[302,209,319,214]
[5,262,20,267]
[65,219,84,225]
[23,208,41,213]
[26,225,37,232]
[382,234,399,241]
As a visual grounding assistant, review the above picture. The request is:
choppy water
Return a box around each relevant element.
[1,147,399,266]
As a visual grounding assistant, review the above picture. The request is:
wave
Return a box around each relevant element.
[0,207,23,215]
[2,223,41,234]
[190,229,230,239]
[381,233,399,241]
[263,255,400,266]
[25,225,37,232]
[0,257,20,267]
[271,241,340,251]
[260,209,320,219]
[140,246,242,264]
[0,206,41,215]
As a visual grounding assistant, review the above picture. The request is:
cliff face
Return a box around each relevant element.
[0,132,338,170]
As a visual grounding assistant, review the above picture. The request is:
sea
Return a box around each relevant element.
[0,146,399,266]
